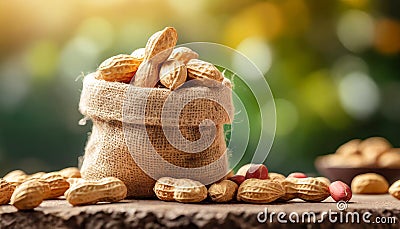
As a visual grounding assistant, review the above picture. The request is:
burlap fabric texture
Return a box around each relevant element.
[79,73,234,197]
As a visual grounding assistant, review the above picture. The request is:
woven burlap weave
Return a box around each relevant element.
[79,73,233,197]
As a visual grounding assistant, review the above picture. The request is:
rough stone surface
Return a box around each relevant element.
[0,195,399,228]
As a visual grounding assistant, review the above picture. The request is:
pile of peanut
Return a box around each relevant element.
[154,164,353,204]
[95,26,224,90]
[318,137,400,168]
[0,168,127,210]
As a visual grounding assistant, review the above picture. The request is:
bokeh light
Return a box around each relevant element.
[0,0,399,175]
[233,37,272,78]
[374,19,400,55]
[338,72,380,120]
[224,2,283,46]
[0,57,31,111]
[337,10,374,53]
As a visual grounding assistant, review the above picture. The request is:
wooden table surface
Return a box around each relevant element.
[0,195,399,228]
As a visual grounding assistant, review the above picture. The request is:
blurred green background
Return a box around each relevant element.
[0,0,399,176]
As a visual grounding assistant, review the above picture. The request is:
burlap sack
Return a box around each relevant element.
[79,73,233,197]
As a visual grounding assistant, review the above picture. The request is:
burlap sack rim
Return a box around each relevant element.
[79,73,234,126]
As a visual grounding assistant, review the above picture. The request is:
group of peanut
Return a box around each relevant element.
[96,26,224,89]
[317,136,400,200]
[0,168,127,210]
[319,137,400,168]
[154,164,352,204]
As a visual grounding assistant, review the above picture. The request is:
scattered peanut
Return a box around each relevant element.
[237,179,285,203]
[40,173,70,199]
[245,164,269,180]
[208,180,238,203]
[329,181,352,202]
[279,178,298,201]
[268,173,286,181]
[65,177,127,206]
[315,177,331,185]
[58,167,81,179]
[295,178,330,202]
[29,172,46,179]
[0,179,15,205]
[389,180,400,200]
[279,178,330,202]
[229,175,246,185]
[154,177,207,203]
[154,177,176,201]
[66,178,86,186]
[351,173,389,194]
[288,172,307,179]
[173,179,208,203]
[3,170,26,180]
[3,170,28,186]
[10,179,51,210]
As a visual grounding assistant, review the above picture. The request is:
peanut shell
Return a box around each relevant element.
[186,59,224,82]
[133,60,160,88]
[159,59,187,90]
[58,167,81,179]
[389,180,400,200]
[10,179,51,210]
[359,137,392,166]
[208,180,238,202]
[173,179,207,203]
[237,179,285,203]
[0,179,15,205]
[295,178,330,202]
[3,170,28,186]
[315,177,331,185]
[377,149,400,168]
[3,170,26,180]
[97,54,141,83]
[131,48,145,60]
[169,47,199,64]
[143,27,178,63]
[351,173,389,194]
[65,177,127,206]
[41,173,70,199]
[154,177,177,201]
[279,178,298,201]
[268,173,286,181]
[336,139,361,155]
